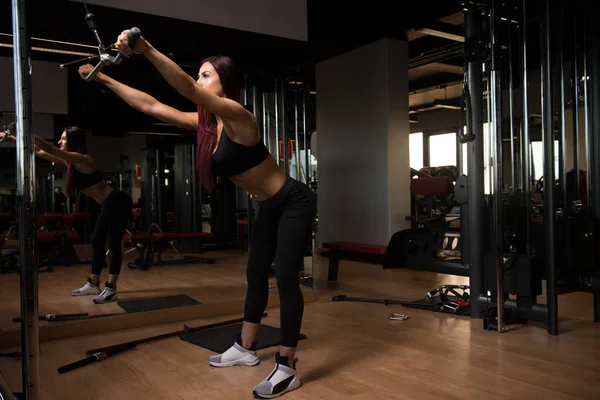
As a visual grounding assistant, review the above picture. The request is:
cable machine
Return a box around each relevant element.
[460,0,600,334]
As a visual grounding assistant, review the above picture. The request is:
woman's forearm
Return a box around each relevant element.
[34,136,56,154]
[142,44,197,98]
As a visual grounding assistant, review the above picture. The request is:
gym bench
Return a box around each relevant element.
[322,241,387,281]
[36,230,84,272]
[125,232,217,270]
[1,230,83,274]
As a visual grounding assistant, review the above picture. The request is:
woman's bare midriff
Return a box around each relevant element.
[230,155,288,202]
[81,182,115,204]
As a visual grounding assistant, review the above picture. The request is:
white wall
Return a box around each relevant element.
[315,38,410,246]
[0,57,68,115]
[79,0,307,41]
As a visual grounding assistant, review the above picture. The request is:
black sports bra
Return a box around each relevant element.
[71,166,103,190]
[211,128,270,177]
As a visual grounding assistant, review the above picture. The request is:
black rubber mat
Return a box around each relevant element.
[179,323,306,353]
[117,294,200,313]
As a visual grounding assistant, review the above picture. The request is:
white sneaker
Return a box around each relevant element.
[93,284,118,304]
[252,352,301,399]
[208,336,260,367]
[71,279,101,296]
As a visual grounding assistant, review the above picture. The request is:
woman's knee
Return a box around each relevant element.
[107,239,122,255]
[92,235,106,250]
[275,268,301,293]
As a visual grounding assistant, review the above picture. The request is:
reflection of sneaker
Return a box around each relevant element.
[208,333,260,367]
[252,352,301,399]
[93,283,118,304]
[70,278,101,296]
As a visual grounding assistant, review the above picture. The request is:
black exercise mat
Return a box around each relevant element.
[179,323,306,353]
[117,294,201,313]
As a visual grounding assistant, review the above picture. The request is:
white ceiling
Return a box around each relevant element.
[75,0,308,41]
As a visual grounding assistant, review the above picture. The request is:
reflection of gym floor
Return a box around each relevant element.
[1,255,597,399]
[0,245,313,333]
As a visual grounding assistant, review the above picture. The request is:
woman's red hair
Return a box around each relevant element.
[63,126,88,197]
[195,55,241,190]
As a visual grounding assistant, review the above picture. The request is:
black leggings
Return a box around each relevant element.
[91,190,132,275]
[244,176,317,347]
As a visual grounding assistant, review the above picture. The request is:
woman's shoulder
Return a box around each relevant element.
[72,155,98,173]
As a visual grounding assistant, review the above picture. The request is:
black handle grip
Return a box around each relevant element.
[85,13,97,30]
[14,313,89,322]
[58,343,137,374]
[128,27,141,48]
[58,354,102,374]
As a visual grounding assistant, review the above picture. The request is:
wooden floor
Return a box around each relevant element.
[1,252,600,399]
[0,244,313,333]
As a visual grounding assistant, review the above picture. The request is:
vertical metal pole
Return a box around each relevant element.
[242,74,252,245]
[559,7,568,213]
[303,86,310,184]
[466,6,485,319]
[150,172,157,226]
[572,14,580,200]
[281,77,289,176]
[457,137,464,175]
[489,0,505,332]
[294,81,301,181]
[521,0,532,267]
[508,20,516,192]
[50,164,55,211]
[274,78,280,166]
[262,91,268,149]
[582,14,592,209]
[541,0,559,335]
[12,0,40,398]
[247,83,261,243]
[155,149,164,228]
[579,13,599,325]
[589,0,600,219]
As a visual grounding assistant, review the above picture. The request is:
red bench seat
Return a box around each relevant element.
[322,241,388,281]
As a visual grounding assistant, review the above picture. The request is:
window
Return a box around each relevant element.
[531,140,559,181]
[409,132,424,171]
[429,132,457,167]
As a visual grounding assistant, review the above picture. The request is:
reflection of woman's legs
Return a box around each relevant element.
[94,191,133,304]
[91,205,110,282]
[71,191,132,301]
[71,202,109,297]
[105,192,133,284]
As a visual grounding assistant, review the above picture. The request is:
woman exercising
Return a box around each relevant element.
[0,125,132,303]
[77,29,316,398]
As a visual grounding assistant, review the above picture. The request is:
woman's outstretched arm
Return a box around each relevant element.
[78,64,198,131]
[33,136,91,165]
[115,31,253,125]
[1,130,66,165]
